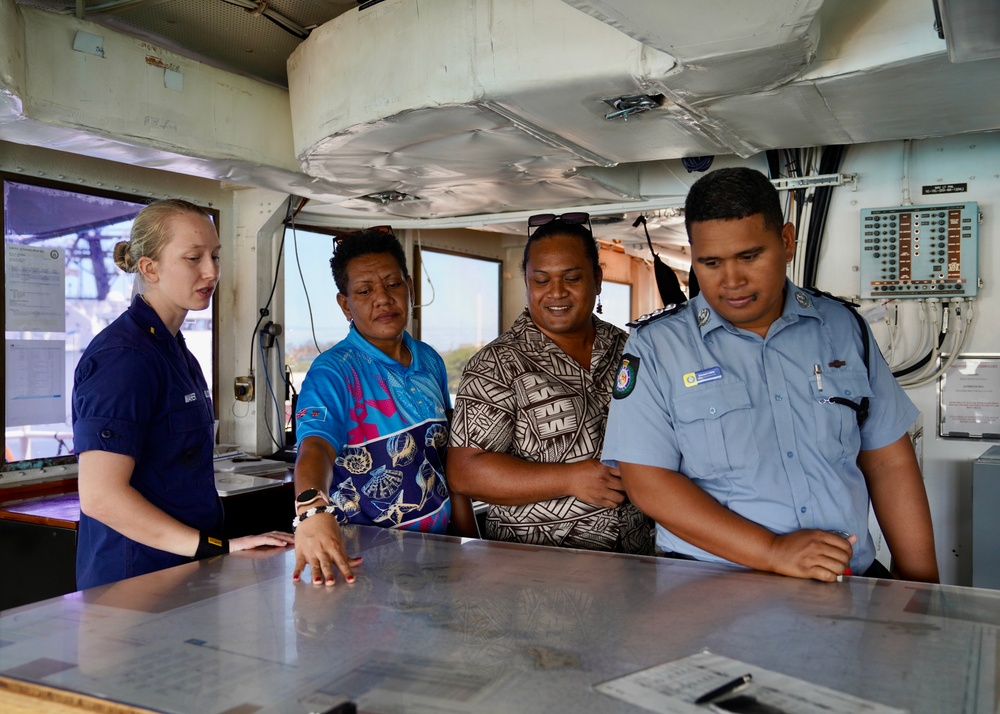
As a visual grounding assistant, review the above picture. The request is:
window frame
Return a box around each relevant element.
[412,245,503,345]
[2,174,220,473]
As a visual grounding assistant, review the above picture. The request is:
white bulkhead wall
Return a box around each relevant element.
[816,132,1000,585]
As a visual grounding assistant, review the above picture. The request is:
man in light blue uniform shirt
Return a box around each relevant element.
[603,167,939,582]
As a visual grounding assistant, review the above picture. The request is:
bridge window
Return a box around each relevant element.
[2,178,216,470]
[414,248,501,398]
[599,280,633,332]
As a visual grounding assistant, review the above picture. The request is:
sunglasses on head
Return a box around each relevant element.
[332,224,395,250]
[526,212,592,237]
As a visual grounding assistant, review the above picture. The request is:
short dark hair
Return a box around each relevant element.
[684,167,785,239]
[329,228,409,294]
[521,219,601,279]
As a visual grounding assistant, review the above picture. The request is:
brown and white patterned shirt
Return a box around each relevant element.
[449,312,653,554]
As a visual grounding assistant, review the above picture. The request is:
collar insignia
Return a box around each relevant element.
[697,308,711,327]
[795,291,811,308]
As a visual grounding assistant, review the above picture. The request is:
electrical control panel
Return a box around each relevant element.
[859,202,979,299]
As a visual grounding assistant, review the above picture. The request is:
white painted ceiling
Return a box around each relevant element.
[8,0,1000,263]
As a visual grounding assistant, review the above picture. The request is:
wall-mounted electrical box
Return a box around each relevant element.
[859,202,979,299]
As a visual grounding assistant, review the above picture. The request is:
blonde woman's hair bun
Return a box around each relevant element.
[113,240,137,273]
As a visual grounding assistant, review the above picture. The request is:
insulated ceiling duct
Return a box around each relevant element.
[287,0,832,219]
[289,0,722,218]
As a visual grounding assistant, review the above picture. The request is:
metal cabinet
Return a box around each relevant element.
[972,445,1000,589]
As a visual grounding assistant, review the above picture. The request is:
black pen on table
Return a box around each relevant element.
[694,673,753,705]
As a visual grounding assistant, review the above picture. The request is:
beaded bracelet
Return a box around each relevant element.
[292,504,334,530]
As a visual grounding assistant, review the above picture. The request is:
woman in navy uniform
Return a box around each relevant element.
[73,199,293,590]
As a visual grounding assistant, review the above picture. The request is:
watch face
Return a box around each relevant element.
[296,488,319,504]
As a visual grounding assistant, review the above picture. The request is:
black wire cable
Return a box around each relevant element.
[247,196,298,376]
[892,349,935,378]
[802,144,846,289]
[782,148,806,229]
[765,149,781,180]
[259,331,285,452]
[892,303,948,378]
[802,149,823,287]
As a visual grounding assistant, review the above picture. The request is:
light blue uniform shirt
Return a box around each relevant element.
[602,281,918,573]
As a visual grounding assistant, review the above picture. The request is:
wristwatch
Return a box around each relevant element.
[295,488,329,512]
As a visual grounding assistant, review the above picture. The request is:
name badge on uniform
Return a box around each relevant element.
[184,392,197,403]
[683,366,722,388]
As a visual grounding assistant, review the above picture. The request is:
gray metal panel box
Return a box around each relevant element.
[973,445,1000,589]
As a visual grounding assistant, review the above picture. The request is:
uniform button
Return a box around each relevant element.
[100,429,112,438]
[800,506,807,513]
[786,451,793,458]
[709,407,716,415]
[775,394,782,401]
[844,389,852,396]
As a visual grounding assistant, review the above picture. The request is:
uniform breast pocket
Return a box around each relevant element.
[165,402,214,486]
[810,369,872,463]
[673,381,759,478]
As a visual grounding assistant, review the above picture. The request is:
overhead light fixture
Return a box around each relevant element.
[681,156,714,173]
[603,94,665,121]
[356,190,421,205]
[649,207,684,220]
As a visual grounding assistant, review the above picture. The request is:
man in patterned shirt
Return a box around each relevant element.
[447,214,653,554]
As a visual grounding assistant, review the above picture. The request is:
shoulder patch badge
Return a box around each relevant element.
[612,353,640,400]
[627,302,686,329]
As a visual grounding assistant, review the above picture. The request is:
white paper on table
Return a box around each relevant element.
[595,650,906,714]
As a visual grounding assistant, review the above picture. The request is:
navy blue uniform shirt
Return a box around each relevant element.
[73,295,221,589]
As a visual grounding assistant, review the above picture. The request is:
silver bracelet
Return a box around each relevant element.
[292,504,333,530]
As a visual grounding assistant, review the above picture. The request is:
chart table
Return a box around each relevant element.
[1,525,998,713]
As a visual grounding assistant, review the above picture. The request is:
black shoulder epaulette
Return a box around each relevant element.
[627,302,687,329]
[803,286,859,310]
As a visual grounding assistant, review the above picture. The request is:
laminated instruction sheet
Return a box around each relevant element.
[596,650,905,714]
